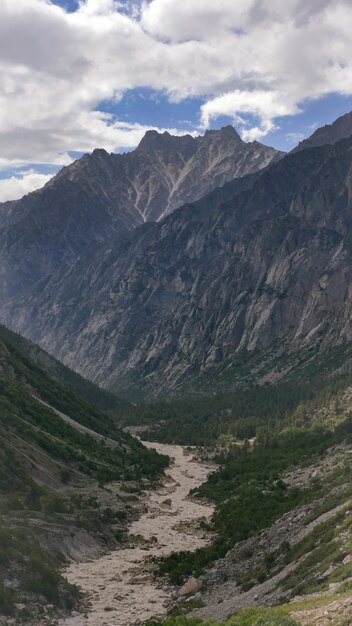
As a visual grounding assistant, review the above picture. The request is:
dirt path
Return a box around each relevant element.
[34,396,121,448]
[58,442,214,626]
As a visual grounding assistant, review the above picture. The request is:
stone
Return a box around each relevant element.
[179,577,201,597]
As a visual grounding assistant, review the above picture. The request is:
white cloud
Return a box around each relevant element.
[0,170,54,202]
[200,90,300,140]
[0,0,352,177]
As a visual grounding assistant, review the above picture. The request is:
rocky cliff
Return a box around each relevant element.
[3,135,352,398]
[0,126,282,303]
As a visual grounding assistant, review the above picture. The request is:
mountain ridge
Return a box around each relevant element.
[0,126,282,305]
[3,135,352,398]
[292,111,352,153]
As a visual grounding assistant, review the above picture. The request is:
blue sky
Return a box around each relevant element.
[1,0,352,200]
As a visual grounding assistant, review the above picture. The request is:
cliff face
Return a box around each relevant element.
[0,126,282,303]
[3,137,352,397]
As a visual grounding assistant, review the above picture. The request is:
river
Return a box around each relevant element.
[58,442,214,626]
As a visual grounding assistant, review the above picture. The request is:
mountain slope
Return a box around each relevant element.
[292,111,352,152]
[0,127,282,304]
[0,323,127,414]
[4,136,352,398]
[0,326,167,621]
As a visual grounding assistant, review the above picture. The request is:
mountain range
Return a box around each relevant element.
[0,126,281,305]
[2,113,352,398]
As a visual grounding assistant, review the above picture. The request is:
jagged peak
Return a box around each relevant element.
[137,125,244,153]
[91,147,110,159]
[203,125,242,143]
[137,128,195,152]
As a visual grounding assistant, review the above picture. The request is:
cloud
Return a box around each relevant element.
[200,90,300,140]
[0,0,352,173]
[0,170,54,202]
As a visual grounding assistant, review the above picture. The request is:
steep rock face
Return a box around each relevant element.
[0,127,282,303]
[293,111,352,152]
[133,126,282,221]
[3,138,352,397]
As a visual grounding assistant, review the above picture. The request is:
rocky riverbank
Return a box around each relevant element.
[58,442,214,626]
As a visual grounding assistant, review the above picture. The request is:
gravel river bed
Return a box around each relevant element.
[58,442,214,626]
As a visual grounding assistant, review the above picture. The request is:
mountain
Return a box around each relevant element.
[0,323,127,414]
[0,127,282,304]
[292,111,352,152]
[3,134,352,398]
[0,324,167,619]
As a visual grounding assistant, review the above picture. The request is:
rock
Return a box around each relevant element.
[179,577,201,597]
[129,575,150,584]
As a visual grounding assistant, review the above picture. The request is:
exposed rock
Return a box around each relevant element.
[0,126,282,304]
[179,577,201,597]
[293,111,352,153]
[291,595,352,626]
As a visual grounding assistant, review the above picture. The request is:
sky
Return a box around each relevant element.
[1,0,352,201]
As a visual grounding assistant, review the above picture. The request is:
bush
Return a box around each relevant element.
[0,576,14,614]
[228,608,299,625]
[146,610,300,626]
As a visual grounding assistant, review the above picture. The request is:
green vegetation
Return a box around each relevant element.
[0,335,168,483]
[159,427,346,584]
[125,367,352,446]
[146,608,300,626]
[0,526,81,615]
[279,506,352,597]
[152,369,352,585]
[0,323,126,414]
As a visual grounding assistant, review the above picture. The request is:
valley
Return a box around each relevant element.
[58,442,214,626]
[2,3,352,625]
[1,114,352,626]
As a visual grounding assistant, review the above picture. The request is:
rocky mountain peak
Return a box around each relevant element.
[137,125,244,156]
[0,124,283,305]
[203,124,243,143]
[91,147,110,159]
[292,110,352,152]
[136,129,195,154]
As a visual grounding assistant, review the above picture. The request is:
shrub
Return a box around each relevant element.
[0,576,14,614]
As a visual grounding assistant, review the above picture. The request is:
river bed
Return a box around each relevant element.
[58,442,214,626]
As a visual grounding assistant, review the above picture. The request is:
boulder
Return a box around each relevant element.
[179,577,200,597]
